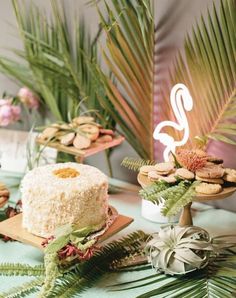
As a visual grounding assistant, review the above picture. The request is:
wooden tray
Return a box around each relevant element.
[0,206,133,250]
[36,135,125,161]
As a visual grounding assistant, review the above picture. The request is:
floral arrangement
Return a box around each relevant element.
[0,87,40,127]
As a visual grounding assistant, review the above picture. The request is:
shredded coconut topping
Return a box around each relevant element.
[21,163,108,237]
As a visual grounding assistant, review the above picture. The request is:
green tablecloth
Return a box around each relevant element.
[0,171,236,297]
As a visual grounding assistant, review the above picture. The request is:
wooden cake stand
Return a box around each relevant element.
[138,173,236,226]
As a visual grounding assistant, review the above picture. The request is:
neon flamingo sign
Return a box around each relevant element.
[153,83,193,161]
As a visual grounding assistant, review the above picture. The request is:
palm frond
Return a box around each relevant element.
[95,0,154,159]
[109,248,236,298]
[0,0,115,128]
[121,157,156,171]
[161,0,236,148]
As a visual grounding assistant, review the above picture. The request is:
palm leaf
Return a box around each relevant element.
[0,0,115,127]
[161,0,236,148]
[109,247,236,298]
[95,0,154,159]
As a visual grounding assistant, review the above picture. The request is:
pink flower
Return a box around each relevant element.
[18,87,40,109]
[0,99,21,126]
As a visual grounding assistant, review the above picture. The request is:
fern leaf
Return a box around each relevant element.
[0,263,44,276]
[47,231,148,297]
[0,278,43,298]
[121,157,156,171]
[162,181,199,217]
[139,181,170,203]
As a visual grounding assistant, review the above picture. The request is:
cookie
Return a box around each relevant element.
[225,168,236,176]
[158,174,177,184]
[195,182,222,195]
[148,171,160,181]
[140,165,157,176]
[223,169,236,183]
[155,162,174,175]
[195,175,224,184]
[207,155,224,164]
[175,168,195,180]
[196,163,225,179]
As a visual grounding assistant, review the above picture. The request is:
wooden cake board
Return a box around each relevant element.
[0,207,133,251]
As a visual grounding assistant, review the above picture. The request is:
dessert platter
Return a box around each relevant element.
[137,149,236,226]
[36,116,125,162]
[0,163,133,252]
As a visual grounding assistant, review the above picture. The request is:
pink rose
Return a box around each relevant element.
[18,87,40,109]
[0,99,21,126]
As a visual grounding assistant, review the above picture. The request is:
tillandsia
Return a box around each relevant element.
[146,225,213,275]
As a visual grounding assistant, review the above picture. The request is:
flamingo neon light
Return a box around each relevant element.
[153,83,193,161]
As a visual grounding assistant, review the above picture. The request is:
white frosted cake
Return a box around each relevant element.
[21,163,108,237]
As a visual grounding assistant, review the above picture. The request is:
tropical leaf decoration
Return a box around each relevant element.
[160,0,236,149]
[109,234,236,298]
[94,0,154,159]
[0,231,148,298]
[0,0,115,128]
[139,180,199,217]
[1,230,236,297]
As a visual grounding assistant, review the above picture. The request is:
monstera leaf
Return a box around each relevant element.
[160,0,236,149]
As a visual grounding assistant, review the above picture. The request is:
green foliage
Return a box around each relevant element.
[0,278,44,298]
[139,180,169,202]
[162,181,199,217]
[38,253,59,298]
[0,231,148,297]
[121,157,156,172]
[109,247,236,298]
[0,263,44,276]
[94,0,154,159]
[162,0,236,148]
[139,180,198,217]
[0,0,115,129]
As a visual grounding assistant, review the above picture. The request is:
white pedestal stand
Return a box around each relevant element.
[141,199,179,223]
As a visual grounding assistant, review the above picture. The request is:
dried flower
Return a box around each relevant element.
[42,236,55,248]
[57,243,97,261]
[18,87,40,109]
[176,149,207,172]
[0,99,21,126]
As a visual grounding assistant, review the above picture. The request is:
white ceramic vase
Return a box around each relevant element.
[141,199,179,223]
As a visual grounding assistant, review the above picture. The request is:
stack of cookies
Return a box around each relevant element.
[38,116,115,150]
[139,152,236,195]
[0,182,10,208]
